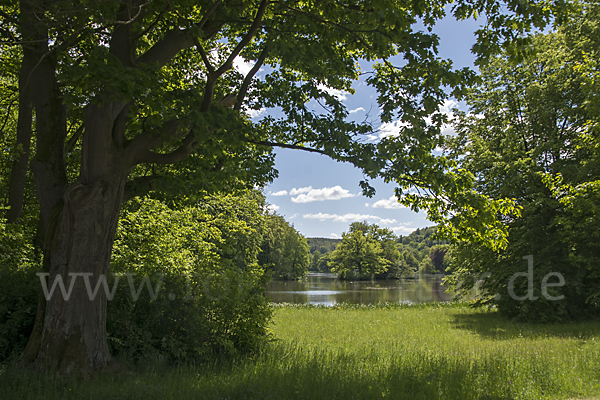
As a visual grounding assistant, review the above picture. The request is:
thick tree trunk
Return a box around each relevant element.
[21,100,130,376]
[21,176,127,375]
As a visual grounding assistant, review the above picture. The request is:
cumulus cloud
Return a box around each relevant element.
[303,213,394,226]
[349,107,365,114]
[317,84,349,101]
[289,186,312,196]
[377,120,410,139]
[374,99,461,141]
[439,99,458,137]
[270,190,288,196]
[330,233,340,238]
[265,204,280,213]
[291,186,357,203]
[371,196,405,210]
[303,213,380,223]
[233,56,254,76]
[246,107,266,119]
[391,225,416,235]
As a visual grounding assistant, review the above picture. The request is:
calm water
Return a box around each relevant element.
[265,273,456,305]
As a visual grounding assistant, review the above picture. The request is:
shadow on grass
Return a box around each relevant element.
[0,350,518,400]
[450,311,600,340]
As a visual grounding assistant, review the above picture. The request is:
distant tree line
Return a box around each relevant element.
[258,214,310,280]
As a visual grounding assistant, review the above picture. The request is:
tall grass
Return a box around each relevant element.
[1,303,599,399]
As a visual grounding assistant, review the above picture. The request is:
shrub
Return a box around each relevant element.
[0,220,39,363]
[107,193,272,364]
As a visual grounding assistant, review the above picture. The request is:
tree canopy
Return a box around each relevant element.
[445,7,600,321]
[258,212,309,280]
[329,221,400,280]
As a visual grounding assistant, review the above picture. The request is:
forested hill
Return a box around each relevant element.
[306,238,342,254]
[307,227,448,256]
[397,226,448,247]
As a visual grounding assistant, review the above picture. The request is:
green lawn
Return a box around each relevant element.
[2,303,599,399]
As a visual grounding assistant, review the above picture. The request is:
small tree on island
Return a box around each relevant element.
[330,222,401,280]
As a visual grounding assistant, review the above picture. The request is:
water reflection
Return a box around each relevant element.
[265,273,456,306]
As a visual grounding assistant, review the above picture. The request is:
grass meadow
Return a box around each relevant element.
[1,302,599,400]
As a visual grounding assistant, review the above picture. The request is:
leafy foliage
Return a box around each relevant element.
[0,0,578,371]
[0,219,40,363]
[397,226,449,275]
[107,191,271,363]
[329,222,400,280]
[306,238,342,256]
[258,213,310,280]
[445,20,600,321]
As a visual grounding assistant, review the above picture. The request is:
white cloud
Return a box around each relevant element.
[391,225,416,235]
[303,213,381,223]
[233,56,254,76]
[440,99,458,115]
[349,107,365,114]
[371,196,405,210]
[440,99,458,136]
[375,99,461,141]
[291,186,357,203]
[377,120,409,139]
[265,204,280,213]
[270,190,288,196]
[317,84,349,101]
[303,213,394,226]
[246,107,266,119]
[289,213,298,219]
[289,186,312,196]
[330,233,340,238]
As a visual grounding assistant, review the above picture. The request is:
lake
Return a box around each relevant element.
[265,273,457,305]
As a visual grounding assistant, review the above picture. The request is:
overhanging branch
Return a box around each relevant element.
[247,139,327,155]
[215,0,269,76]
[234,46,269,111]
[137,28,195,67]
[136,130,198,165]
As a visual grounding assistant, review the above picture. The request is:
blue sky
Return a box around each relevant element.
[247,14,483,239]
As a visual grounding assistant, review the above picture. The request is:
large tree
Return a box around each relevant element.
[0,0,563,374]
[258,212,309,280]
[445,13,600,321]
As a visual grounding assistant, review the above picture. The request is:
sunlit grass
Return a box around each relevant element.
[1,303,599,399]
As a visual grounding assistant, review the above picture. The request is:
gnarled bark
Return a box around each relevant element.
[22,100,130,375]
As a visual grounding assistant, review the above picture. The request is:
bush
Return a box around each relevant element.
[107,193,272,364]
[0,220,40,363]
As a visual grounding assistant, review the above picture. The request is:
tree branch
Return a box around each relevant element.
[124,119,181,167]
[234,46,269,111]
[197,0,223,31]
[133,10,166,41]
[193,37,215,74]
[136,28,195,67]
[215,0,269,76]
[135,130,198,165]
[247,140,327,155]
[200,0,269,112]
